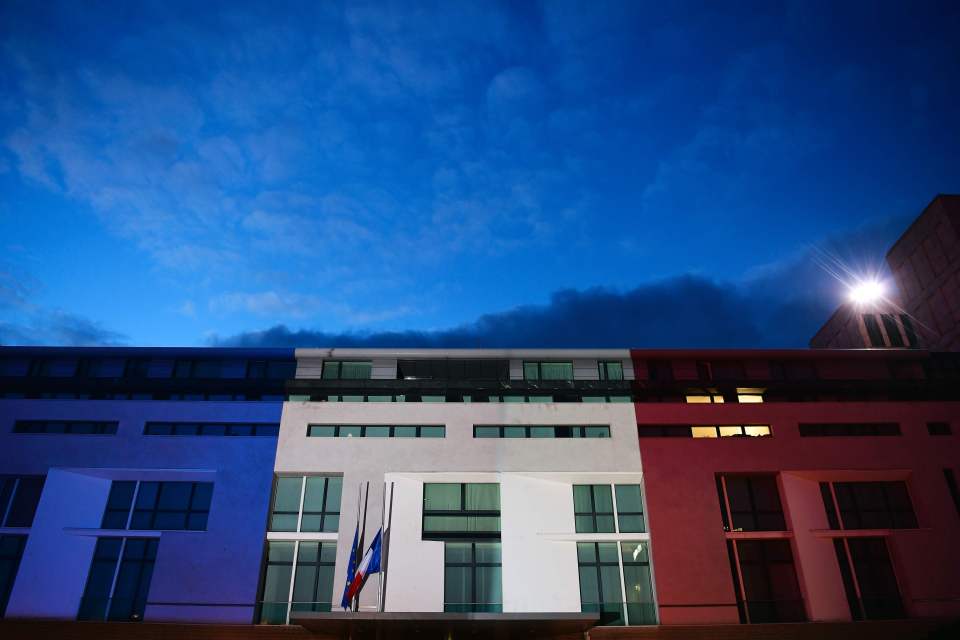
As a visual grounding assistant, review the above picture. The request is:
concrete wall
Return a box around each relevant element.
[274,401,644,613]
[0,399,282,623]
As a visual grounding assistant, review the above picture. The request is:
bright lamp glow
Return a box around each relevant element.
[849,280,885,304]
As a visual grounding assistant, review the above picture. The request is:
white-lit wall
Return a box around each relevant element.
[274,402,645,613]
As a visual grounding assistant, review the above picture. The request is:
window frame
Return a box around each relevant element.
[443,541,502,613]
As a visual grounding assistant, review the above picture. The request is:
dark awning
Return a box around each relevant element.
[290,611,600,639]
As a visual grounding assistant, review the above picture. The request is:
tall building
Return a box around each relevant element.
[811,194,960,350]
[1,345,958,639]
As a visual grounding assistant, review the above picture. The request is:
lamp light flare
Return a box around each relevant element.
[849,279,885,304]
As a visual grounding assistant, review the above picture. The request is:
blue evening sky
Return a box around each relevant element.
[1,1,958,347]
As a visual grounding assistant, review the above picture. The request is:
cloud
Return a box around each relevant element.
[211,215,909,348]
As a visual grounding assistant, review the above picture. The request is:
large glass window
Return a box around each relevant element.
[0,535,27,618]
[577,541,655,626]
[423,483,500,539]
[717,475,786,532]
[819,481,917,530]
[726,539,805,623]
[833,537,904,620]
[799,423,900,437]
[321,361,372,380]
[0,476,45,528]
[444,542,502,613]
[523,361,573,381]
[574,484,645,534]
[474,425,610,439]
[269,476,342,533]
[144,422,278,436]
[307,425,444,438]
[100,481,212,531]
[257,540,337,624]
[14,420,118,435]
[78,537,158,622]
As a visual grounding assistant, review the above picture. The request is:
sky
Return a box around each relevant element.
[1,0,959,348]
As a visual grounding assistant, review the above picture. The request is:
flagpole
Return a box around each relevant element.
[378,480,386,613]
[380,481,395,613]
[355,481,369,612]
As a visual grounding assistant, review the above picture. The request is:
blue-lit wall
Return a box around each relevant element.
[0,398,282,623]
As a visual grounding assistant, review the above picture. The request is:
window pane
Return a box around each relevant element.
[425,484,461,511]
[339,426,362,438]
[6,476,45,528]
[592,486,613,512]
[503,427,525,438]
[744,425,770,437]
[474,542,501,564]
[274,477,303,513]
[365,426,390,438]
[303,477,328,513]
[157,483,191,510]
[573,486,593,513]
[420,426,444,438]
[618,515,645,533]
[340,362,371,379]
[719,426,744,437]
[692,426,718,438]
[540,362,573,380]
[615,485,643,512]
[308,426,335,437]
[394,426,418,438]
[444,566,471,609]
[523,362,539,380]
[530,427,554,438]
[321,362,340,379]
[324,477,342,511]
[475,566,502,608]
[465,484,499,511]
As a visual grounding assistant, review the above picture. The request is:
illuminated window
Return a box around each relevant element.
[692,426,771,438]
[737,388,764,403]
[686,389,724,403]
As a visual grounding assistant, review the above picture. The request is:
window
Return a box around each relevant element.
[727,539,805,623]
[799,423,900,437]
[881,315,904,347]
[0,535,27,618]
[144,422,279,436]
[257,540,337,624]
[636,424,694,438]
[13,420,118,435]
[321,361,371,380]
[685,391,724,403]
[269,476,342,533]
[598,361,624,381]
[574,484,645,533]
[423,483,500,539]
[691,425,771,438]
[39,358,79,377]
[819,481,917,530]
[444,542,502,613]
[78,537,157,622]
[900,315,918,347]
[736,388,764,403]
[100,481,213,531]
[306,425,444,438]
[397,359,509,381]
[473,425,610,439]
[577,541,655,626]
[523,361,573,381]
[717,475,786,532]
[863,315,884,347]
[0,476,45,528]
[0,358,31,376]
[943,469,960,517]
[927,422,952,436]
[833,537,904,620]
[87,358,126,378]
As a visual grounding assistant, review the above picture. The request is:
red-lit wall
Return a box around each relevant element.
[630,352,960,625]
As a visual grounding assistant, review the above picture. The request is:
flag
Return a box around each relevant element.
[339,524,359,609]
[345,528,382,603]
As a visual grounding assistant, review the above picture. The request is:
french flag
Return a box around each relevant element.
[345,528,382,603]
[339,525,359,609]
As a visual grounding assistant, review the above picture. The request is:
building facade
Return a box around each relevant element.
[2,345,959,639]
[811,194,960,350]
